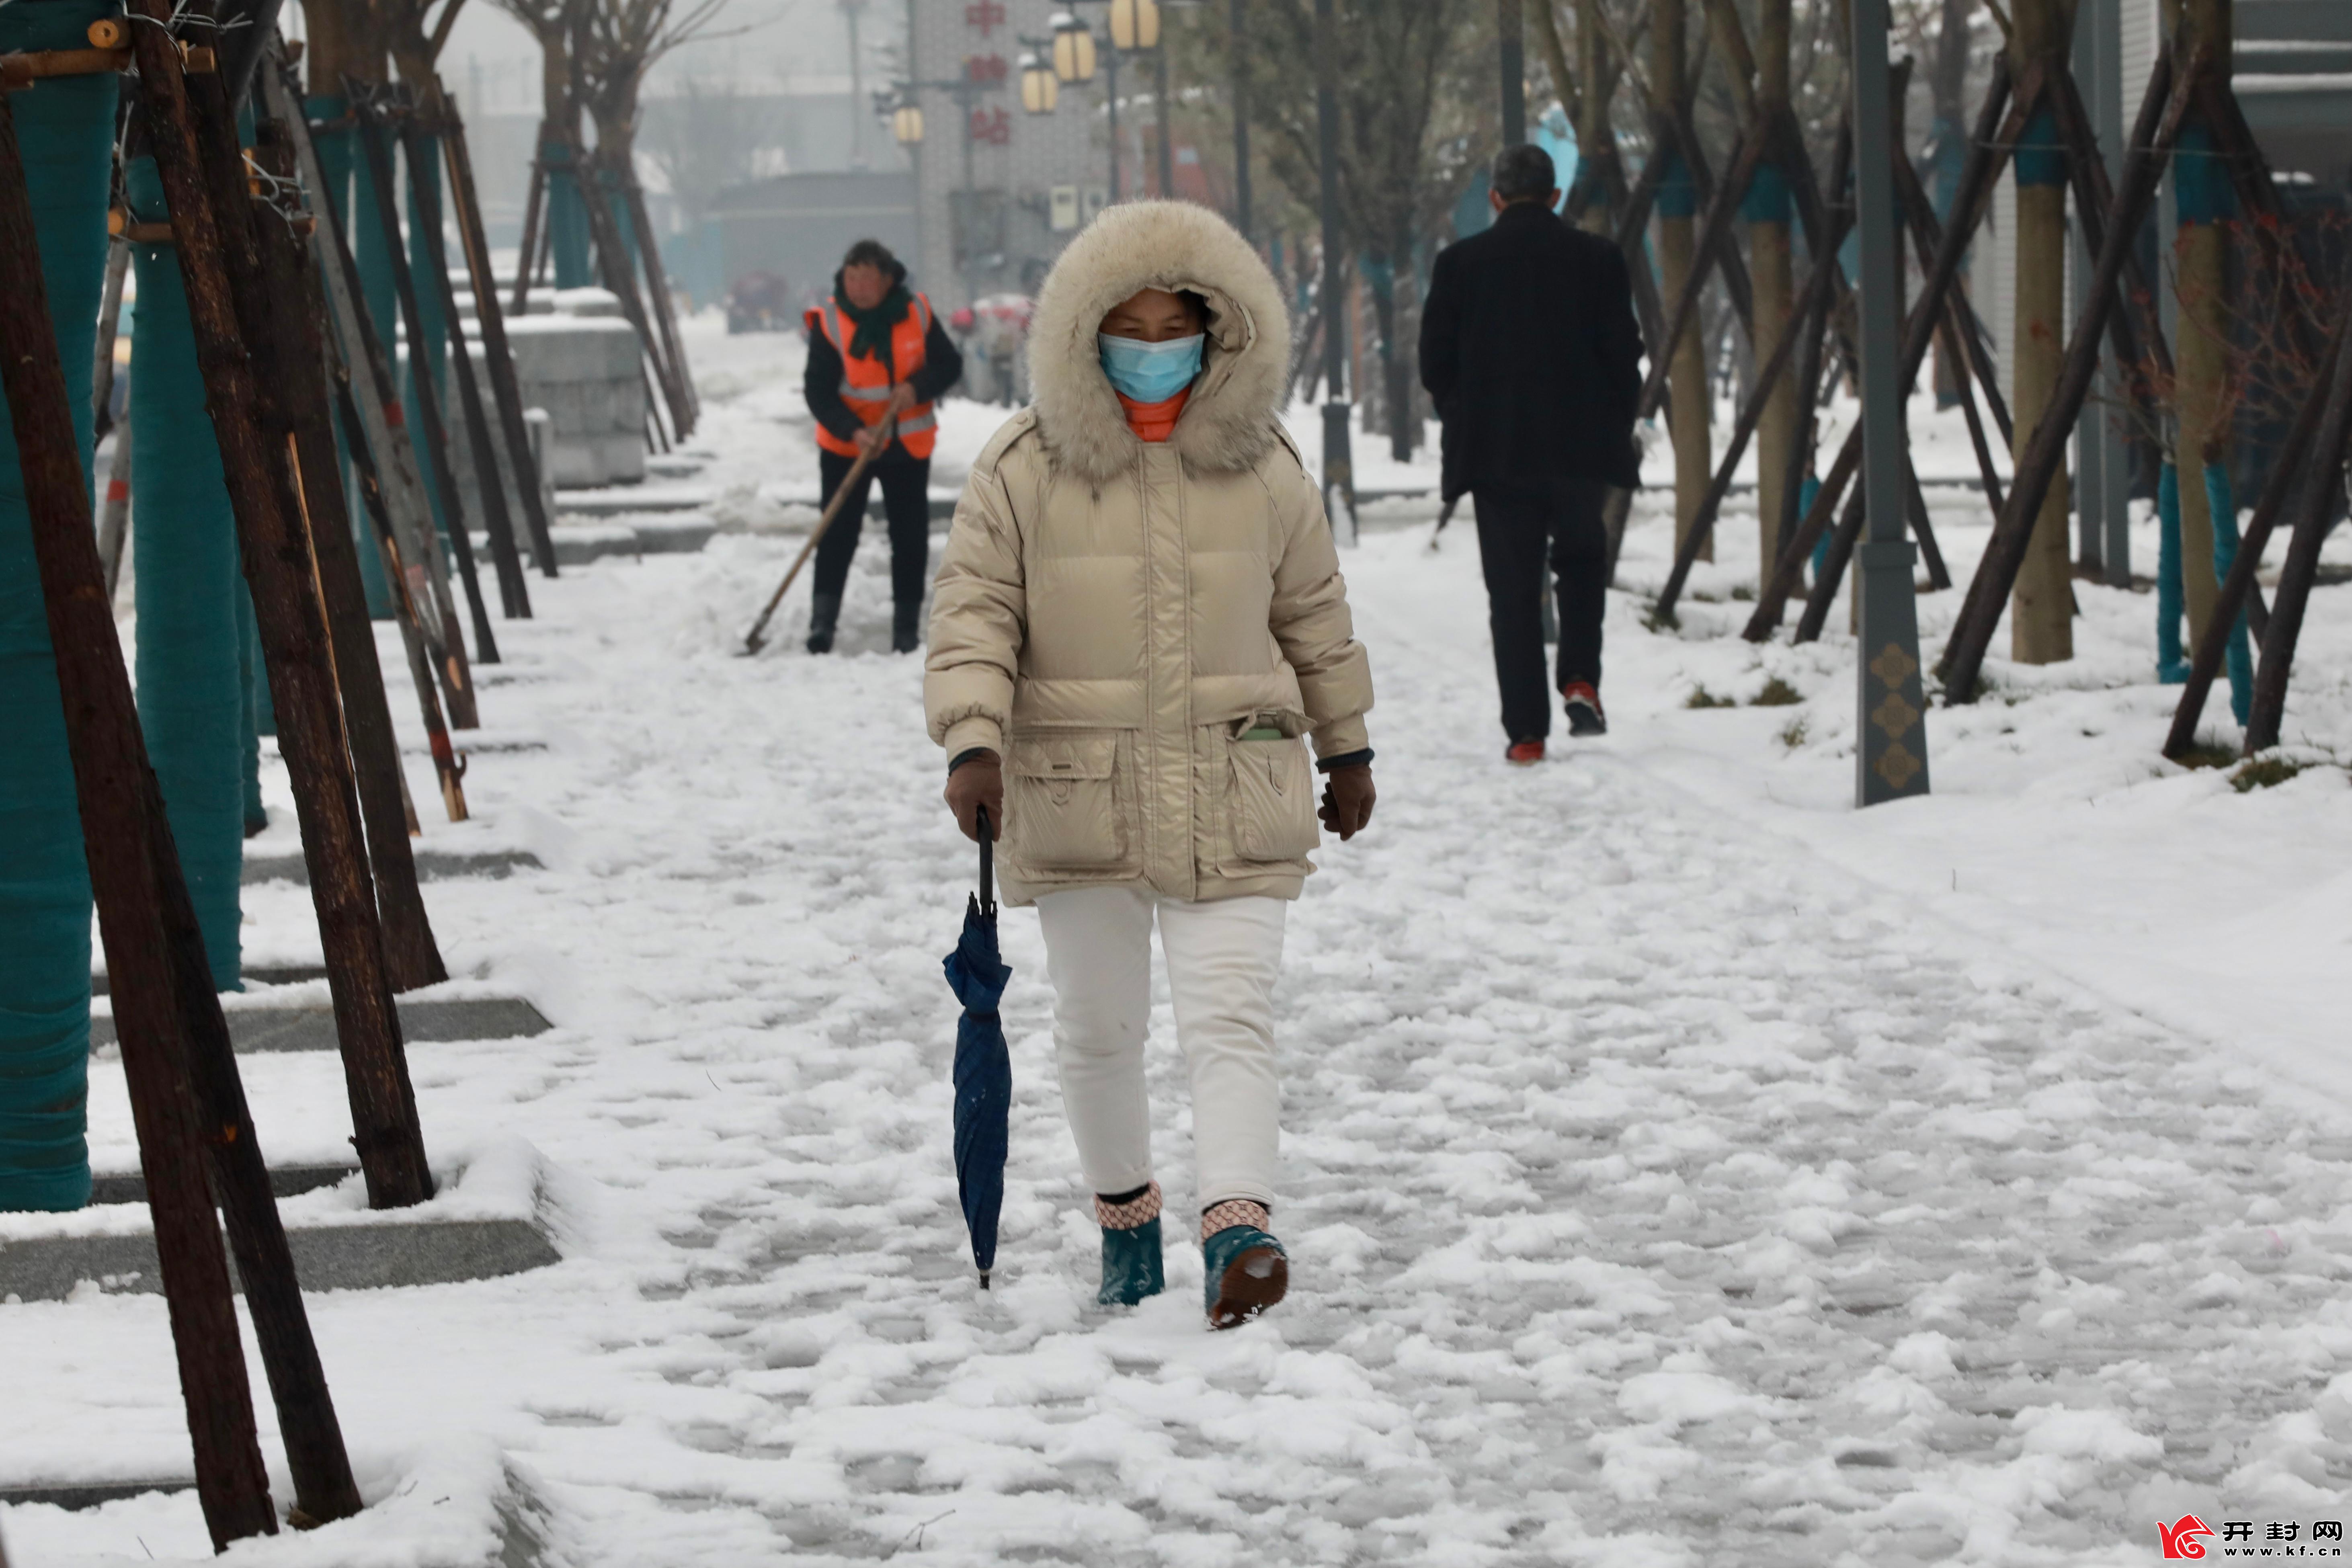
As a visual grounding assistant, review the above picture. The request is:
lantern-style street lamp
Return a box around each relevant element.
[890,97,925,146]
[1050,10,1097,84]
[1019,51,1060,114]
[1062,0,1170,203]
[1109,0,1159,51]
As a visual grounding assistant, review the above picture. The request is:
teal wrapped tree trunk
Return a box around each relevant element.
[405,129,455,555]
[238,584,267,836]
[126,155,244,994]
[0,0,119,1211]
[545,138,592,289]
[310,92,396,619]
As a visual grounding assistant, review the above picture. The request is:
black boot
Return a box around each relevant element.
[892,601,922,654]
[806,592,841,654]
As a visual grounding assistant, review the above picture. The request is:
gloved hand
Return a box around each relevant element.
[1318,765,1376,841]
[944,751,1005,842]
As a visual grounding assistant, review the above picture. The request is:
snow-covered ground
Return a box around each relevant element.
[5,318,2351,1566]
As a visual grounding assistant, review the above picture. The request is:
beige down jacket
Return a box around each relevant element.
[924,201,1375,906]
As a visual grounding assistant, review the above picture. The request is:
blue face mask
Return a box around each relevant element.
[1098,332,1205,403]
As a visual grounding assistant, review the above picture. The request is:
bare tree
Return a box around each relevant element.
[1223,0,1478,461]
[642,76,777,227]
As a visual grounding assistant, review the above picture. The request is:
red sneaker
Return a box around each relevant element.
[1561,681,1608,737]
[1505,739,1546,766]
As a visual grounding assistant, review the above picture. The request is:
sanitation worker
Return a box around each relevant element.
[925,203,1377,1330]
[802,238,964,654]
[1420,143,1646,760]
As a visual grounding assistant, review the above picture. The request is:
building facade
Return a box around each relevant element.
[906,0,1113,312]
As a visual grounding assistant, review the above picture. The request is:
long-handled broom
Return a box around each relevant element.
[741,415,900,655]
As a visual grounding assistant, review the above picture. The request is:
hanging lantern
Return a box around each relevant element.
[1050,11,1097,83]
[892,101,925,144]
[1109,0,1159,51]
[1020,53,1060,114]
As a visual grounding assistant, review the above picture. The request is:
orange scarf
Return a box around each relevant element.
[1117,385,1192,443]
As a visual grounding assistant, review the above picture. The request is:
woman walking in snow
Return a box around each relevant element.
[925,203,1377,1329]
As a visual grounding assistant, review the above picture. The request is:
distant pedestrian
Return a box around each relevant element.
[926,202,1377,1330]
[1420,143,1645,762]
[802,239,964,654]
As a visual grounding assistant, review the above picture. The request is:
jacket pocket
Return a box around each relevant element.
[1006,732,1129,869]
[1225,733,1320,863]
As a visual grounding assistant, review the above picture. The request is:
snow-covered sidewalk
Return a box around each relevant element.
[8,492,2352,1564]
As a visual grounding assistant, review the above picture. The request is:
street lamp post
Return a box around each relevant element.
[1498,0,1523,145]
[1230,0,1251,240]
[1847,0,1930,805]
[1057,0,1163,205]
[841,0,870,170]
[1313,0,1353,539]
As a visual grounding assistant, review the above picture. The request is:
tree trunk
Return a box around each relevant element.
[1751,0,1794,579]
[2009,0,2074,664]
[2171,0,2235,656]
[1655,0,1711,558]
[1575,0,1613,236]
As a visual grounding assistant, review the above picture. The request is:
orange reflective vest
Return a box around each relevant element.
[806,291,939,460]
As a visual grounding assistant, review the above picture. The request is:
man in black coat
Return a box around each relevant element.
[1421,143,1645,760]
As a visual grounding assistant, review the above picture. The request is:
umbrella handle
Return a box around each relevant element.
[976,804,995,917]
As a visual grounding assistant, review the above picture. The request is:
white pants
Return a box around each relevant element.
[1035,887,1286,1213]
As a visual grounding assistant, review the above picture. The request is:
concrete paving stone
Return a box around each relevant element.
[0,1218,561,1304]
[86,1164,358,1207]
[551,517,718,565]
[0,1481,192,1511]
[242,846,541,885]
[88,997,553,1054]
[552,483,713,516]
[92,962,329,996]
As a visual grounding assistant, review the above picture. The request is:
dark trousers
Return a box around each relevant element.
[813,449,933,609]
[1472,478,1609,741]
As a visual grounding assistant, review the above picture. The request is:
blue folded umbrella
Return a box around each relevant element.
[942,810,1011,1286]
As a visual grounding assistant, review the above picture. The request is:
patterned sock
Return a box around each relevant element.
[1200,1199,1271,1243]
[1094,1181,1163,1231]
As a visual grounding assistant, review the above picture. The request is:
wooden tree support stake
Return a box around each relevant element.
[1744,53,2022,640]
[1653,163,1855,619]
[1938,47,2196,703]
[2243,285,2352,753]
[439,100,560,577]
[252,100,447,991]
[396,109,532,619]
[0,92,353,1548]
[336,374,472,821]
[2165,307,2348,757]
[579,141,693,443]
[350,87,502,665]
[266,60,478,732]
[131,0,435,1209]
[620,166,697,435]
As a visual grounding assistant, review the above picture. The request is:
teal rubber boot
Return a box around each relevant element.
[1099,1217,1165,1307]
[1204,1224,1289,1329]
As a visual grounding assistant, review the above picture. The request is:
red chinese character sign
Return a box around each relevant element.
[964,53,1007,83]
[970,106,1011,146]
[965,0,1005,36]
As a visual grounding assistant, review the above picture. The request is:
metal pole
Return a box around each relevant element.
[1231,0,1251,240]
[1153,43,1174,198]
[2089,0,2132,586]
[1500,0,1524,145]
[1107,44,1121,202]
[1849,0,1930,804]
[1314,0,1353,538]
[845,0,867,170]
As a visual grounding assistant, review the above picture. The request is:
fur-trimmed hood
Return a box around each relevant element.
[1026,201,1292,486]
